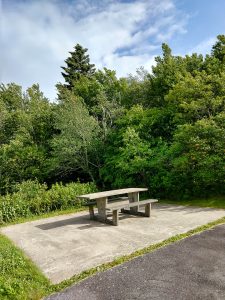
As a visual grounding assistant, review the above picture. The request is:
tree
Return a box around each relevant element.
[166,118,225,198]
[100,105,171,192]
[211,35,225,62]
[25,84,56,148]
[0,84,55,193]
[52,90,101,182]
[58,67,125,139]
[61,44,96,89]
[101,126,153,188]
[2,34,225,199]
[0,83,25,145]
[121,67,150,108]
[0,136,47,193]
[146,43,186,107]
[165,71,225,124]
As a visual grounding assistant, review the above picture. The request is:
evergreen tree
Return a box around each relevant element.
[211,35,225,62]
[61,44,96,89]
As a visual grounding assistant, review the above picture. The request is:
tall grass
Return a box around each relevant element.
[0,180,96,224]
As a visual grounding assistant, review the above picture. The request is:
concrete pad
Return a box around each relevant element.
[46,224,225,300]
[1,204,225,284]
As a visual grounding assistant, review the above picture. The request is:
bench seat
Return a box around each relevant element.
[106,199,158,211]
[106,199,158,226]
[83,197,129,222]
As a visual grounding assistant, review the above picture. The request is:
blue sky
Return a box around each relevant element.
[1,0,225,100]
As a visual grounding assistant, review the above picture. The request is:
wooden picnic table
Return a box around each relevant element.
[78,188,158,225]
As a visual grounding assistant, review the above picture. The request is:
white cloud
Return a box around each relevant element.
[189,37,216,55]
[103,53,156,77]
[1,0,188,100]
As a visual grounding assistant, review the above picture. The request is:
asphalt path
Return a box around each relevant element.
[46,224,225,300]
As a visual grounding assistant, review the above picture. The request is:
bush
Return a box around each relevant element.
[0,180,97,224]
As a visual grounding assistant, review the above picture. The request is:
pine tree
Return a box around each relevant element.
[61,44,96,89]
[211,35,225,62]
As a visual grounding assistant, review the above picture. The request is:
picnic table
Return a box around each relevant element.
[78,188,158,226]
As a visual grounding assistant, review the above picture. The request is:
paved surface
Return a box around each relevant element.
[46,224,225,300]
[1,204,225,283]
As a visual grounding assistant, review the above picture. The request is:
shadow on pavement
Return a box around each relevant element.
[35,212,140,231]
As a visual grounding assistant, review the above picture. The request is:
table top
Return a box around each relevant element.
[78,188,148,200]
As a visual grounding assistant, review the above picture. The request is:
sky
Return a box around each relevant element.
[1,0,225,101]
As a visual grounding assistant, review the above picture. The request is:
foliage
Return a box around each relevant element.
[55,67,126,183]
[52,90,101,182]
[61,43,96,90]
[100,35,225,198]
[165,71,225,124]
[166,118,225,198]
[1,34,225,200]
[0,180,96,224]
[145,43,187,107]
[0,84,55,194]
[211,34,225,62]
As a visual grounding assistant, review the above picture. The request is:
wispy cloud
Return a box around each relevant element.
[189,37,216,55]
[1,0,188,100]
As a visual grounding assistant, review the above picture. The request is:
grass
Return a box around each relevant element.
[160,196,225,209]
[0,234,50,300]
[0,206,87,228]
[1,196,225,299]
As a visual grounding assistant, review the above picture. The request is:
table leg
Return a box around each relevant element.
[128,192,139,213]
[112,210,119,226]
[89,205,95,220]
[96,197,107,222]
[145,203,151,217]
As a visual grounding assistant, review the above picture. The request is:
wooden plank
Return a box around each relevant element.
[77,188,148,200]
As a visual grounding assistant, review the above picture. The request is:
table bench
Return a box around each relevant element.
[83,197,129,220]
[106,199,158,225]
[78,188,158,226]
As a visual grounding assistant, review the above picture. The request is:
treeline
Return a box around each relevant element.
[1,36,225,199]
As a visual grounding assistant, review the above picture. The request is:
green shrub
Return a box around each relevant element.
[0,180,96,224]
